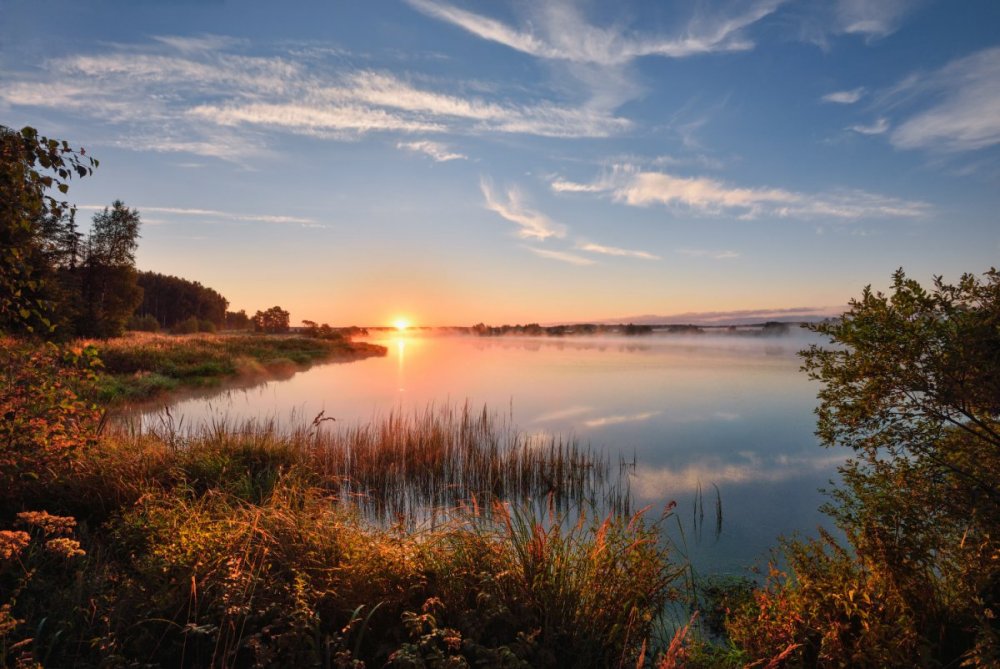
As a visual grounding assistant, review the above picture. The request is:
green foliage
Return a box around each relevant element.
[0,125,96,336]
[802,267,999,484]
[727,268,1000,667]
[127,313,160,332]
[136,270,229,329]
[90,332,385,402]
[0,338,103,505]
[1,511,87,666]
[224,309,252,330]
[424,503,684,668]
[302,319,345,340]
[170,315,201,334]
[726,530,922,668]
[253,305,291,334]
[73,201,143,338]
[1,126,148,340]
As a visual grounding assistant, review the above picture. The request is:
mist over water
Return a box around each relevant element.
[143,328,843,574]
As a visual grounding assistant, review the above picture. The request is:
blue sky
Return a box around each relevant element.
[2,0,998,326]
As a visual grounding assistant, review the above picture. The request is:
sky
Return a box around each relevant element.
[2,0,998,327]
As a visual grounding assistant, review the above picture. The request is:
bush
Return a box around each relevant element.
[170,316,200,334]
[0,339,102,507]
[726,268,1000,667]
[726,530,921,667]
[198,319,216,333]
[126,314,160,332]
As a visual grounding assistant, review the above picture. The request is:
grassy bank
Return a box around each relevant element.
[1,341,686,668]
[87,332,387,403]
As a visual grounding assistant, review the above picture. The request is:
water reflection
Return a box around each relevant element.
[396,336,406,393]
[141,330,842,573]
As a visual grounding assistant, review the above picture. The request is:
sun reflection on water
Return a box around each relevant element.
[396,336,406,392]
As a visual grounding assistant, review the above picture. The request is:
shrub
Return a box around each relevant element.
[126,313,160,332]
[727,269,1000,667]
[726,530,921,667]
[170,316,200,334]
[0,339,103,507]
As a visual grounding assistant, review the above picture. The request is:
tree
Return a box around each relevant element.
[802,268,999,502]
[0,125,97,336]
[729,269,1000,667]
[135,271,229,329]
[74,201,143,338]
[252,306,290,334]
[224,309,252,330]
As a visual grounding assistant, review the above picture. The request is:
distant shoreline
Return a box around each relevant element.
[366,321,819,337]
[87,332,387,406]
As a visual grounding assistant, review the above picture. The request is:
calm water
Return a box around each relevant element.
[145,329,843,575]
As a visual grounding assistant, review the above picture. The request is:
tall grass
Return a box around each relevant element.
[122,403,634,525]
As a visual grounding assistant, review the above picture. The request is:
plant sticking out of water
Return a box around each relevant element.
[127,402,635,526]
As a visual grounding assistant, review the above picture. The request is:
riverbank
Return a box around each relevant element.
[0,340,684,667]
[86,332,387,403]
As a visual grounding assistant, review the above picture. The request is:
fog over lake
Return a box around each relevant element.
[143,328,843,574]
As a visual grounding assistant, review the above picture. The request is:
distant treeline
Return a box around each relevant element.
[131,278,360,338]
[134,271,228,329]
[130,277,297,335]
[464,321,794,337]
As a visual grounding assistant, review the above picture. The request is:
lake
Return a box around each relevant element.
[143,329,843,575]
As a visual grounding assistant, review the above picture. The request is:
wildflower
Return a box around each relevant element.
[0,530,30,560]
[16,510,77,536]
[44,537,86,559]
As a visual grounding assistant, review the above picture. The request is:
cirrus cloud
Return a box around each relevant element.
[481,178,566,240]
[551,164,930,220]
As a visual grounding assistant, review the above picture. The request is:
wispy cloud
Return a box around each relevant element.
[821,87,864,104]
[188,102,444,137]
[551,164,930,220]
[526,247,596,266]
[835,0,920,38]
[618,171,797,215]
[577,242,659,260]
[406,0,784,66]
[406,0,783,118]
[886,47,1000,152]
[583,411,660,428]
[532,405,593,423]
[481,178,566,240]
[677,248,740,260]
[151,34,247,53]
[849,117,889,135]
[396,140,467,161]
[0,35,631,160]
[77,205,323,227]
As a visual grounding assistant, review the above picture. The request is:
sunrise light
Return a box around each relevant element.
[393,317,410,331]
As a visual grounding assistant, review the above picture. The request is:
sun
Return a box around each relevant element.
[393,317,410,331]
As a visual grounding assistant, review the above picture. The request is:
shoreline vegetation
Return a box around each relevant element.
[88,332,387,404]
[381,321,804,337]
[2,342,684,667]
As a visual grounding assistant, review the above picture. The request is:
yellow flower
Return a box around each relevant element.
[0,530,30,560]
[44,537,86,559]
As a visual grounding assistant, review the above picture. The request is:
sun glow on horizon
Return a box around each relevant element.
[393,317,410,331]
